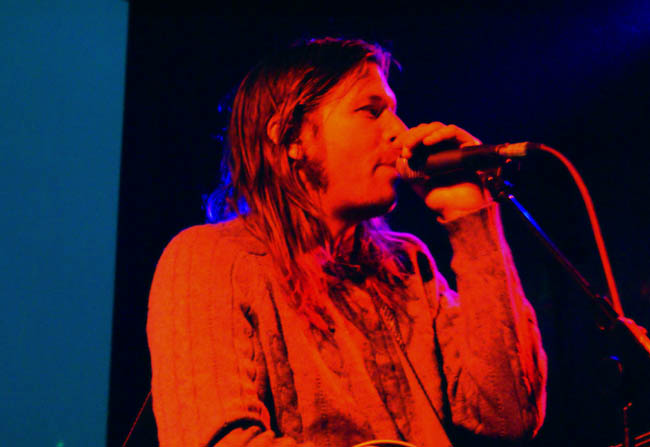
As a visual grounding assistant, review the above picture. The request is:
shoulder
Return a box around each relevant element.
[152,218,268,288]
[149,218,271,313]
[170,217,266,252]
[161,217,266,262]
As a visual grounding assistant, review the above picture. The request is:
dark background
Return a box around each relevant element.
[108,4,650,446]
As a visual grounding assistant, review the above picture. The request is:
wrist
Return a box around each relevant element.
[438,200,493,223]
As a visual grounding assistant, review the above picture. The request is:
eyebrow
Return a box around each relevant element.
[365,94,397,111]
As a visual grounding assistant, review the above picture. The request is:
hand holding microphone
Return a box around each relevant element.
[394,122,530,220]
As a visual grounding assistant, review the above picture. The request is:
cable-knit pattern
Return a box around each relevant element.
[146,206,546,447]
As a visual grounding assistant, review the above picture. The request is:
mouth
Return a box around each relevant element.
[374,162,398,175]
[375,163,400,182]
[376,153,400,169]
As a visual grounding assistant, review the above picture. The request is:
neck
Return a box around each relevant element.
[326,219,357,244]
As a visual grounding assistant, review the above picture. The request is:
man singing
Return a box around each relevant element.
[147,37,547,447]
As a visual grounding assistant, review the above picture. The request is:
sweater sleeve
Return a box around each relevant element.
[431,203,547,440]
[146,225,313,447]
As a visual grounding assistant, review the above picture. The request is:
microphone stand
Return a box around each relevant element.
[484,171,650,447]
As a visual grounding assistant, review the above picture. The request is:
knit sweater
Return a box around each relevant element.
[147,203,547,447]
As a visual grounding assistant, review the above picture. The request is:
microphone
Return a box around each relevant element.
[396,142,539,180]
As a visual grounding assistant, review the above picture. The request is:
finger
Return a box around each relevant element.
[422,124,482,147]
[397,122,446,158]
[399,123,482,160]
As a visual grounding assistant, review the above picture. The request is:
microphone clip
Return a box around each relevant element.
[480,159,521,200]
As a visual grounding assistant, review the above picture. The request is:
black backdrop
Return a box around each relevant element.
[108,5,650,446]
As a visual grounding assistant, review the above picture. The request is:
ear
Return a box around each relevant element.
[287,143,303,160]
[268,115,304,161]
[266,115,281,146]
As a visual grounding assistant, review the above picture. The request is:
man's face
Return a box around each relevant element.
[298,62,407,235]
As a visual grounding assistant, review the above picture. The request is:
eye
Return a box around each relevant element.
[357,105,383,119]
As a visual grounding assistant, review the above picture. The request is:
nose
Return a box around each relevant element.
[383,110,408,146]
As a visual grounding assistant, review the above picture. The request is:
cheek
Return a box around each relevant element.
[320,119,381,182]
[329,134,376,169]
[327,149,369,188]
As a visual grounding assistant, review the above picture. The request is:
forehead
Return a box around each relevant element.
[325,62,396,107]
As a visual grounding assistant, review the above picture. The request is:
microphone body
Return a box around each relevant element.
[397,142,536,180]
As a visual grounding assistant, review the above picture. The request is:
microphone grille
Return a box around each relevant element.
[497,142,531,158]
[396,156,428,181]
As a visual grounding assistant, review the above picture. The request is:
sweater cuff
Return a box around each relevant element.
[441,202,507,269]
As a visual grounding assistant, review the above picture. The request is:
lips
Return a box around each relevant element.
[375,161,400,180]
[376,152,400,169]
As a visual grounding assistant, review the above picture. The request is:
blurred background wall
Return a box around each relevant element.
[0,1,127,446]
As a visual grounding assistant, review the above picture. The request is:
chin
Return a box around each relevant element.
[338,196,397,223]
[373,188,398,214]
[364,195,398,219]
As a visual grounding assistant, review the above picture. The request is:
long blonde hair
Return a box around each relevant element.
[207,38,412,330]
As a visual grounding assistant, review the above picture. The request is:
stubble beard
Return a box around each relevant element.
[299,155,329,192]
[299,152,396,226]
